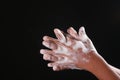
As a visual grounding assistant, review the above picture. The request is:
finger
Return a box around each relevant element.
[48,63,69,71]
[53,65,65,71]
[43,36,57,41]
[53,66,59,71]
[43,36,60,49]
[54,65,69,71]
[54,28,66,43]
[47,62,61,71]
[67,27,79,39]
[42,41,58,50]
[40,49,68,57]
[42,39,70,55]
[41,49,67,60]
[43,35,71,55]
[40,49,55,54]
[43,54,58,61]
[65,36,72,46]
[48,62,56,67]
[65,36,76,46]
[78,26,86,36]
[43,35,71,48]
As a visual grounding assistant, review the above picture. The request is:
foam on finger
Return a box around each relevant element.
[54,28,66,43]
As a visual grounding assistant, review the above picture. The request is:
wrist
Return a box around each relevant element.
[86,52,120,80]
[76,50,104,71]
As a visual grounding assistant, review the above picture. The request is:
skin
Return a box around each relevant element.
[40,27,120,80]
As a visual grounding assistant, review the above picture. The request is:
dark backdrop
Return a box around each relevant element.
[3,0,120,80]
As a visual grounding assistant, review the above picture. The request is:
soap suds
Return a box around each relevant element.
[55,46,69,55]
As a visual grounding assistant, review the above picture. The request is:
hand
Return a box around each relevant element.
[40,27,120,80]
[67,27,97,52]
[40,27,98,71]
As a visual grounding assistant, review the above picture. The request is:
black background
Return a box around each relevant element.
[2,0,120,80]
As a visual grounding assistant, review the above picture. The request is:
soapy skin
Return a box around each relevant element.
[40,27,120,80]
[40,27,96,71]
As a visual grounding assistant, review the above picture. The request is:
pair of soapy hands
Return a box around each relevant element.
[40,27,97,71]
